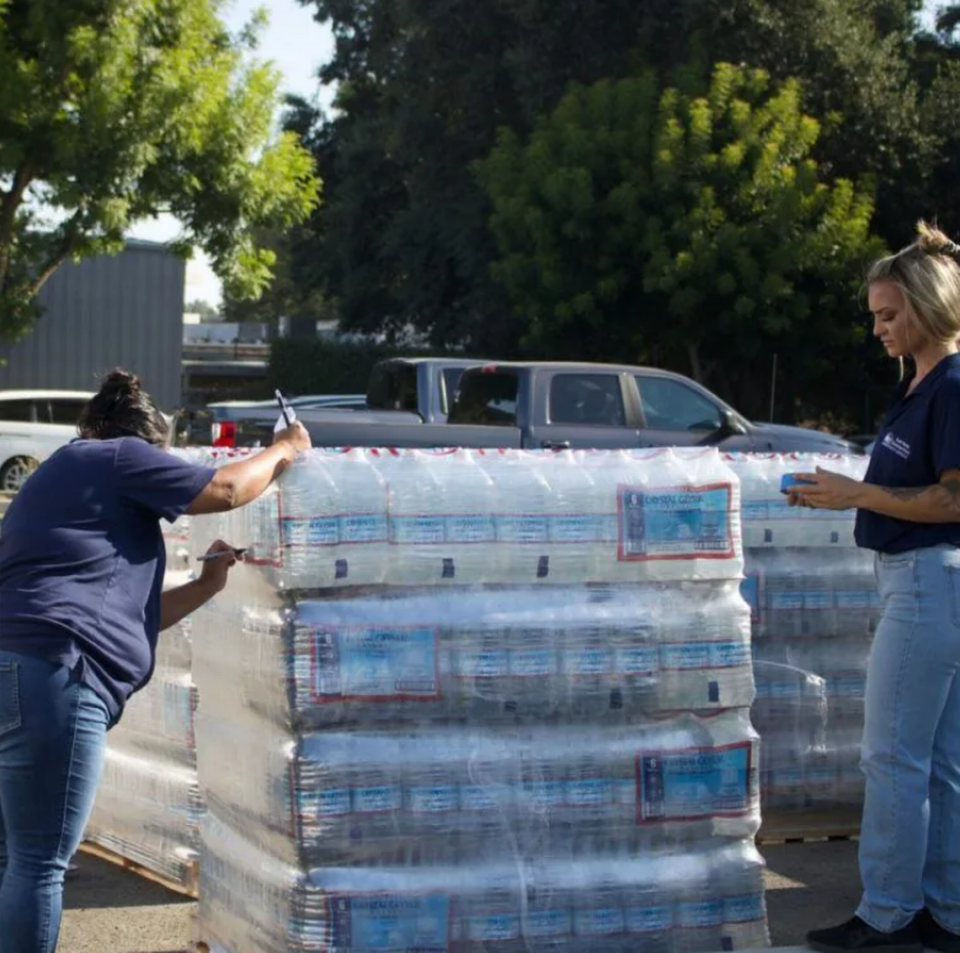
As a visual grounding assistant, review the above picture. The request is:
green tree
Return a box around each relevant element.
[477,65,885,420]
[0,0,320,341]
[293,0,923,355]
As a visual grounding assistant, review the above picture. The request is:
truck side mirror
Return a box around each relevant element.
[718,408,747,436]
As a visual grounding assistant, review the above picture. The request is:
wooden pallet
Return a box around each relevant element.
[77,840,199,899]
[757,809,861,845]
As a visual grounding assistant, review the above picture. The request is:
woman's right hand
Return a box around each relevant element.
[273,421,312,454]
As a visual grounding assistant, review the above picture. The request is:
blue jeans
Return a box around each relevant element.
[857,544,960,933]
[0,651,109,953]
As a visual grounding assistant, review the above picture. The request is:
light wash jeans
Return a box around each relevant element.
[858,544,960,933]
[0,650,110,953]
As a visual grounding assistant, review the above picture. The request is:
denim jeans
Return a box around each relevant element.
[857,544,960,933]
[0,650,109,953]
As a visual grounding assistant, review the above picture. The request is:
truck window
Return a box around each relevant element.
[549,374,626,426]
[367,364,418,412]
[448,372,518,426]
[635,375,722,431]
[440,368,466,416]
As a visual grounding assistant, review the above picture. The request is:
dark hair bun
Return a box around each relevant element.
[99,368,141,397]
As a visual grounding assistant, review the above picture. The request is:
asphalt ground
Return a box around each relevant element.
[59,837,863,952]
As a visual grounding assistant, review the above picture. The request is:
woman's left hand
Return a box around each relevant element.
[198,539,242,594]
[788,467,865,511]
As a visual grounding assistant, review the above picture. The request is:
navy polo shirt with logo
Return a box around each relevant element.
[0,437,215,720]
[855,353,960,554]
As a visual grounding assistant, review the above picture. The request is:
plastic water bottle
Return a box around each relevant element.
[459,877,523,953]
[452,621,511,721]
[530,450,604,583]
[376,449,446,586]
[386,448,497,584]
[623,880,673,953]
[477,449,553,583]
[672,856,723,953]
[571,876,626,953]
[274,451,343,589]
[506,621,560,719]
[327,448,390,586]
[718,844,770,951]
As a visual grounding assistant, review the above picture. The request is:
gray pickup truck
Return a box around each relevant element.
[236,360,862,454]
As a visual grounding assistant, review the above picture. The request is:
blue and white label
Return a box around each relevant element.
[638,745,751,822]
[616,645,658,677]
[677,898,723,928]
[804,590,833,610]
[353,785,402,813]
[314,627,439,701]
[281,515,339,547]
[769,592,804,611]
[312,788,351,817]
[446,514,496,543]
[661,643,712,671]
[566,646,611,676]
[724,894,765,923]
[566,777,612,807]
[342,513,388,544]
[573,907,624,936]
[523,779,566,808]
[460,785,498,811]
[390,515,445,545]
[510,647,556,676]
[464,913,521,941]
[550,514,603,542]
[526,909,572,938]
[710,641,751,668]
[618,485,733,560]
[497,514,549,543]
[408,785,459,814]
[457,649,508,678]
[836,590,871,609]
[330,893,449,952]
[626,904,672,933]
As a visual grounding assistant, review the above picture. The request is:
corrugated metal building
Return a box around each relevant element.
[0,240,185,410]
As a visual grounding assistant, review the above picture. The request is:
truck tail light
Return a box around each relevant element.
[211,421,236,447]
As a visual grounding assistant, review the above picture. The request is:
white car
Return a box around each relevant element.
[0,390,94,493]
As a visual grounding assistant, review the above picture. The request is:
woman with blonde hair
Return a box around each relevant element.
[794,222,960,953]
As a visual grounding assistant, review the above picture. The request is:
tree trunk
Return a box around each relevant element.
[687,340,705,384]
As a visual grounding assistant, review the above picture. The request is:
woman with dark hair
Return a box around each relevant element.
[0,368,311,952]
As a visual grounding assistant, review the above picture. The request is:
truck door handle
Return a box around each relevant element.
[541,440,572,450]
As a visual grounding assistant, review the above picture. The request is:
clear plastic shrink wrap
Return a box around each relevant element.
[725,453,875,814]
[190,447,770,952]
[84,566,203,888]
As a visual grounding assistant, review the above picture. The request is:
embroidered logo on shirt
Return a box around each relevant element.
[882,432,911,460]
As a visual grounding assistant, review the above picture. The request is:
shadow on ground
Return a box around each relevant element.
[763,839,862,946]
[64,853,194,910]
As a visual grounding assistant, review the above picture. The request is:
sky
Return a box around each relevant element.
[142,0,944,309]
[128,0,335,307]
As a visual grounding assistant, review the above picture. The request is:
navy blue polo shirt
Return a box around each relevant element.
[856,353,960,554]
[0,438,214,720]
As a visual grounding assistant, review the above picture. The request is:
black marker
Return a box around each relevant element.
[276,389,293,427]
[197,547,247,562]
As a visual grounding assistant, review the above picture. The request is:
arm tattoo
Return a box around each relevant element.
[881,478,960,514]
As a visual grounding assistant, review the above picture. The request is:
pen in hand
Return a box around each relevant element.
[196,547,247,562]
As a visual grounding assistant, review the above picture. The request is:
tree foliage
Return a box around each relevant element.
[283,0,960,427]
[0,0,320,340]
[477,65,885,418]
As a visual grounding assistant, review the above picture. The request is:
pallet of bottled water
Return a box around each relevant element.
[725,453,876,829]
[84,549,203,893]
[188,447,770,953]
